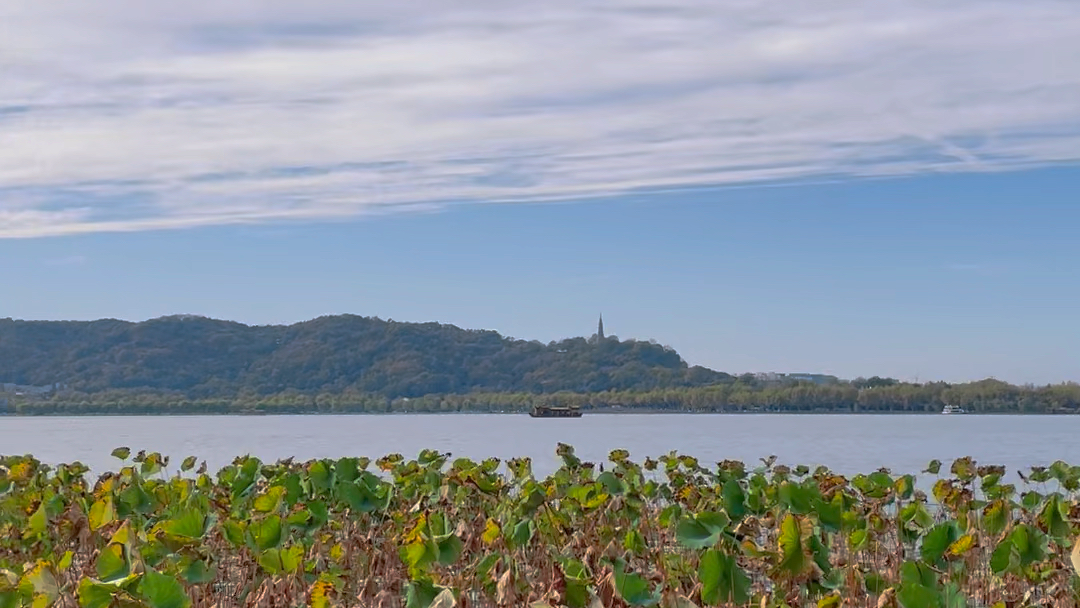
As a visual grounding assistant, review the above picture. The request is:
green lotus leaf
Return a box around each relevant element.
[160,509,208,540]
[400,540,435,575]
[28,503,47,536]
[249,515,283,551]
[900,560,937,589]
[942,582,968,608]
[981,500,1009,537]
[722,480,746,519]
[864,573,889,595]
[23,564,58,606]
[405,579,451,608]
[77,579,115,608]
[596,472,625,495]
[509,519,534,550]
[698,549,750,606]
[1038,494,1071,540]
[337,481,383,513]
[623,529,646,555]
[1007,524,1048,566]
[895,475,915,500]
[335,458,359,483]
[253,486,286,513]
[776,514,810,578]
[436,535,463,566]
[814,494,843,532]
[222,520,246,547]
[921,522,961,566]
[897,582,942,608]
[990,539,1019,575]
[613,565,659,607]
[675,511,730,550]
[778,481,816,514]
[88,498,115,531]
[180,559,215,585]
[559,558,590,608]
[95,544,129,583]
[55,552,74,573]
[137,571,190,608]
[119,483,155,515]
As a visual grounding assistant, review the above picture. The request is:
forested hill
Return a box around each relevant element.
[0,315,730,397]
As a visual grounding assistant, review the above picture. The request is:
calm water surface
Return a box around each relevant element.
[2,413,1077,479]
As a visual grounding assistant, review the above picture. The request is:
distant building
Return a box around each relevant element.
[0,382,65,396]
[597,314,605,340]
[785,373,839,385]
[751,373,839,385]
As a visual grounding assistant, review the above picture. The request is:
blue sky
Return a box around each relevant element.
[2,1,1080,384]
[3,166,1079,385]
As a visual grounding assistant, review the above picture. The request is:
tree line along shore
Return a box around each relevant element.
[5,378,1079,415]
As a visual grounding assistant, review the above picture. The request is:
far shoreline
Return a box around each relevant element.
[1,408,1071,417]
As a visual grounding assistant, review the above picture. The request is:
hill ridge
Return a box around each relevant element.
[0,314,731,398]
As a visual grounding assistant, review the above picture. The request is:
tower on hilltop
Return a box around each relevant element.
[597,314,605,340]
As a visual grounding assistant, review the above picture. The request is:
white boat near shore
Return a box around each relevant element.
[942,404,966,414]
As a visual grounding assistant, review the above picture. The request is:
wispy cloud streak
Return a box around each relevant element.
[1,0,1079,238]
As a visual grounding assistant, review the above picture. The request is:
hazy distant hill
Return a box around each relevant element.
[0,315,731,398]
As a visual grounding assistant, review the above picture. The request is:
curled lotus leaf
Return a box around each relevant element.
[88,497,115,531]
[95,544,129,583]
[776,514,813,578]
[159,509,209,540]
[676,511,730,550]
[1037,494,1071,540]
[951,457,976,482]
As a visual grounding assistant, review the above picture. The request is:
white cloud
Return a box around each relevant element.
[1,0,1079,238]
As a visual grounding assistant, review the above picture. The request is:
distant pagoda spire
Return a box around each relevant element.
[597,314,605,340]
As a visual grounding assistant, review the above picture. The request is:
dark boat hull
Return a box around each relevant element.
[529,407,582,418]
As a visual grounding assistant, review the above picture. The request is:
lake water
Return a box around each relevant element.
[3,413,1078,481]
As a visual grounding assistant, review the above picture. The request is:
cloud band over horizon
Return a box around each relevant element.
[2,0,1079,238]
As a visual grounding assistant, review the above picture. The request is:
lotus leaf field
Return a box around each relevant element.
[2,446,1080,608]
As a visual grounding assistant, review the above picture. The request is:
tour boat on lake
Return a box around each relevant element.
[529,405,583,418]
